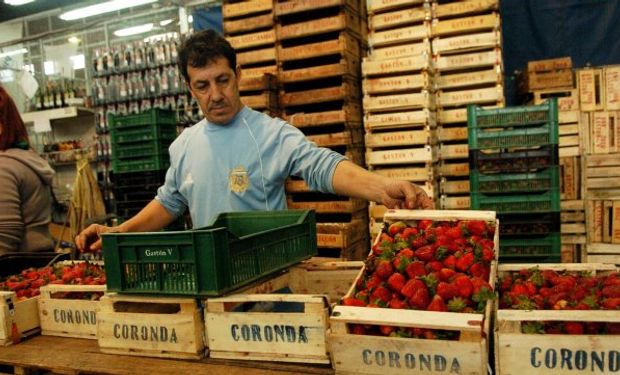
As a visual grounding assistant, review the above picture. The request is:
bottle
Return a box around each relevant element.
[123,44,132,70]
[134,41,144,69]
[93,49,100,73]
[160,68,169,94]
[102,48,109,72]
[35,88,43,110]
[170,36,178,63]
[65,80,75,104]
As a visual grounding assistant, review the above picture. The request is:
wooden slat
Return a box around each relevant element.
[278,32,359,61]
[578,68,605,111]
[604,65,620,110]
[227,29,276,50]
[439,143,469,159]
[237,46,277,65]
[367,40,431,61]
[365,128,432,148]
[441,195,471,209]
[434,49,502,72]
[432,13,500,37]
[363,72,431,94]
[369,6,430,31]
[366,146,435,165]
[365,109,435,130]
[364,91,434,112]
[368,23,431,48]
[277,12,360,40]
[285,104,362,127]
[436,86,504,108]
[438,161,469,176]
[276,0,357,16]
[223,13,274,35]
[527,57,573,73]
[433,0,499,19]
[368,0,426,14]
[435,67,502,90]
[280,57,358,83]
[223,0,272,19]
[432,30,501,55]
[370,165,435,182]
[362,55,431,76]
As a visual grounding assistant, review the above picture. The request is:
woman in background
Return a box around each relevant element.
[0,85,54,254]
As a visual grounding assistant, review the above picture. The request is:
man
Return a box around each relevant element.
[76,30,433,252]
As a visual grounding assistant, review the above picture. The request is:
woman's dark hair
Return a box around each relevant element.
[178,29,237,83]
[0,85,30,151]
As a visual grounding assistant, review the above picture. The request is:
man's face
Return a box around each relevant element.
[187,57,243,125]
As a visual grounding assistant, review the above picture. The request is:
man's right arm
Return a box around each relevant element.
[75,199,176,252]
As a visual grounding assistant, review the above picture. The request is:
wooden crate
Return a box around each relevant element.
[435,66,502,90]
[289,258,364,302]
[243,64,278,79]
[437,103,506,124]
[527,57,572,73]
[316,220,367,249]
[329,209,497,375]
[365,128,434,149]
[287,198,367,214]
[276,0,359,16]
[436,85,504,108]
[363,91,434,112]
[433,49,501,72]
[97,294,205,359]
[585,153,620,199]
[365,109,436,130]
[237,46,278,66]
[284,103,362,128]
[432,30,501,55]
[578,68,605,112]
[363,72,432,95]
[370,164,435,182]
[369,5,430,31]
[440,177,470,194]
[559,156,581,200]
[586,243,620,265]
[362,55,431,77]
[277,12,362,41]
[37,284,105,339]
[368,23,431,48]
[439,143,469,160]
[280,80,360,107]
[280,56,359,84]
[495,263,619,375]
[278,32,360,62]
[588,111,619,154]
[227,29,276,50]
[560,200,586,246]
[437,125,467,142]
[224,12,274,35]
[239,73,277,92]
[223,0,272,19]
[438,160,470,177]
[432,13,500,38]
[368,0,426,15]
[432,0,499,19]
[604,65,620,111]
[522,69,574,91]
[441,195,471,209]
[242,91,278,110]
[532,88,579,110]
[0,293,39,346]
[369,40,431,61]
[306,130,364,148]
[366,145,435,166]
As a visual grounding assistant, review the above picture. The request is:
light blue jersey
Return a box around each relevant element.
[156,106,346,227]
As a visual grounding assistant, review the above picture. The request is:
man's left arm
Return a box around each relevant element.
[331,160,434,209]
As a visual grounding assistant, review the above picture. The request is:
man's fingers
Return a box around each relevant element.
[90,238,103,252]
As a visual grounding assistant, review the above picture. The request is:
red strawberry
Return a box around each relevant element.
[401,227,418,239]
[401,278,425,298]
[454,275,474,299]
[469,262,489,280]
[410,236,428,248]
[443,255,457,269]
[389,298,408,309]
[482,247,494,263]
[388,221,407,236]
[417,220,433,231]
[499,274,513,292]
[456,252,474,272]
[366,274,383,290]
[427,295,447,312]
[466,220,487,236]
[379,325,395,336]
[602,285,620,298]
[523,281,537,296]
[371,286,391,304]
[387,273,406,292]
[427,260,443,272]
[438,268,456,282]
[392,255,411,272]
[398,248,415,259]
[601,297,620,310]
[415,245,435,262]
[375,260,394,279]
[436,282,458,300]
[445,226,463,239]
[409,288,430,310]
[350,324,366,335]
[564,322,584,335]
[405,261,427,279]
[447,297,467,312]
[342,297,365,307]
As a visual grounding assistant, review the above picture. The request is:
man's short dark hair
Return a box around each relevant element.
[178,29,237,83]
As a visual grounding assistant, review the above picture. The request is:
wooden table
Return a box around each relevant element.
[0,336,335,375]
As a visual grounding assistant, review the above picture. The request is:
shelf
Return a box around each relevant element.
[22,107,95,133]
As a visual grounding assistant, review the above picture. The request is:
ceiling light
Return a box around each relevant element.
[0,48,28,58]
[68,36,80,44]
[188,15,193,23]
[44,61,55,75]
[114,23,154,37]
[159,19,173,27]
[4,0,36,5]
[70,55,85,70]
[59,0,157,21]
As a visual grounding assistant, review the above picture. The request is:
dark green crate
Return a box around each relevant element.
[467,99,557,128]
[111,125,177,144]
[471,189,560,213]
[112,153,170,173]
[112,140,172,159]
[109,108,177,130]
[468,123,558,150]
[102,210,317,296]
[470,167,560,194]
[499,233,561,263]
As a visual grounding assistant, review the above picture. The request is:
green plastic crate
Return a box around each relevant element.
[102,210,317,296]
[468,123,558,150]
[470,167,560,194]
[467,99,558,128]
[112,140,172,159]
[112,153,170,173]
[499,233,561,262]
[109,108,177,130]
[111,125,177,144]
[471,189,560,213]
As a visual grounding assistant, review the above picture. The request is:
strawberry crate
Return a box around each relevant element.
[469,146,559,174]
[470,167,560,194]
[108,108,177,130]
[328,209,499,375]
[102,210,317,296]
[111,153,170,174]
[471,189,561,213]
[110,125,177,144]
[468,99,557,128]
[112,140,172,159]
[0,292,39,346]
[468,123,558,150]
[495,263,619,375]
[498,212,561,237]
[499,233,561,262]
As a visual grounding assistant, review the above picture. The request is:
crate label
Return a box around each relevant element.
[364,75,427,93]
[592,112,610,154]
[371,8,428,30]
[437,50,499,70]
[140,247,179,261]
[373,167,433,181]
[360,349,462,372]
[613,201,620,244]
[371,42,430,60]
[434,0,498,18]
[280,15,344,38]
[370,0,424,13]
[112,322,179,343]
[364,56,428,75]
[370,24,429,46]
[51,308,97,327]
[434,13,498,36]
[605,66,620,110]
[227,30,275,49]
[433,31,499,54]
[527,57,572,72]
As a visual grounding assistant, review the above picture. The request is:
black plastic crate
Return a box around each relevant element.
[111,170,167,190]
[499,233,561,263]
[469,145,559,174]
[497,212,560,237]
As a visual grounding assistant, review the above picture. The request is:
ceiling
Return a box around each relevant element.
[0,0,97,24]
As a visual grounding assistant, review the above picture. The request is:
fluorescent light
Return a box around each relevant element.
[68,36,80,44]
[159,19,173,27]
[59,0,157,21]
[4,0,36,5]
[0,48,28,58]
[114,23,153,37]
[23,64,35,73]
[188,15,193,23]
[44,61,55,75]
[70,54,85,70]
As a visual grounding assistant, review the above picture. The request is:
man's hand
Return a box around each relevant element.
[380,180,434,210]
[75,224,120,253]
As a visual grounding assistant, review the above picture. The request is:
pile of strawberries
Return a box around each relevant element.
[0,262,106,300]
[499,267,620,334]
[342,219,496,338]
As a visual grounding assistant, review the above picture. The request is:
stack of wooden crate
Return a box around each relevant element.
[431,0,504,210]
[582,65,620,265]
[362,0,436,237]
[275,0,368,260]
[223,0,280,116]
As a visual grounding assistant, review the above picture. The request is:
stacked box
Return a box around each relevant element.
[275,0,369,259]
[468,100,561,262]
[223,0,280,116]
[432,0,504,209]
[108,108,177,219]
[519,57,574,95]
[363,0,437,234]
